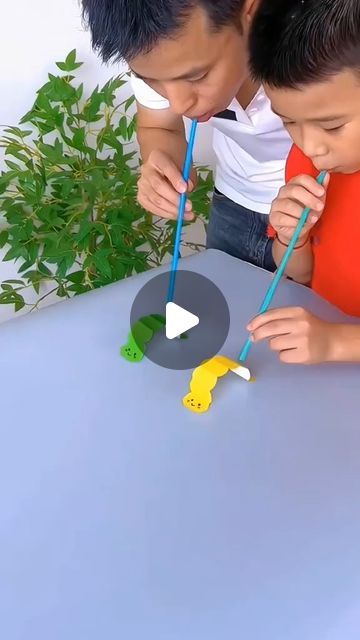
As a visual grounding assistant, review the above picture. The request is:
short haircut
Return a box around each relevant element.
[249,0,360,88]
[82,0,246,62]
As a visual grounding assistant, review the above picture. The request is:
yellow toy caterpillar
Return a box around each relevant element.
[183,355,252,414]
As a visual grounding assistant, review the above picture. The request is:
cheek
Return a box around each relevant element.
[199,77,233,102]
[214,57,246,91]
[349,124,360,159]
[336,125,360,160]
[285,125,302,146]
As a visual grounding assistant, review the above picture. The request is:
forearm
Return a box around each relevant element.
[272,236,314,284]
[329,324,360,362]
[137,126,187,163]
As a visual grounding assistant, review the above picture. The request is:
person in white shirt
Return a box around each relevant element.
[82,0,292,271]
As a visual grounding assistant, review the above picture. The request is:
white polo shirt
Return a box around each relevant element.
[131,75,292,214]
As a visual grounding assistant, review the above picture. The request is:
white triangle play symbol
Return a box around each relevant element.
[166,302,199,340]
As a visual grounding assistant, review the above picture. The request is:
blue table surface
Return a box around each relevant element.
[0,250,360,640]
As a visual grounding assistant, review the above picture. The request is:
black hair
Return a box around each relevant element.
[82,0,246,63]
[250,0,360,88]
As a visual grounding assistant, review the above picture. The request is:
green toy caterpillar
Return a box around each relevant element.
[121,314,187,363]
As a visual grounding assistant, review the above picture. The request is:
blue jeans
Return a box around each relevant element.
[206,190,276,272]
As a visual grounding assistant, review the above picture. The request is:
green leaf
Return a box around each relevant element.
[19,109,36,124]
[56,283,67,297]
[81,87,103,122]
[2,126,26,138]
[127,116,137,141]
[19,259,37,273]
[123,151,137,163]
[97,125,123,154]
[22,269,43,281]
[56,50,83,73]
[71,127,86,151]
[124,95,136,112]
[0,230,9,248]
[55,62,68,71]
[37,263,53,277]
[5,160,20,171]
[76,83,84,101]
[92,248,113,279]
[20,271,42,294]
[43,76,77,103]
[110,76,127,92]
[76,221,93,242]
[118,116,128,140]
[111,259,127,280]
[0,291,17,304]
[14,297,26,312]
[67,270,85,284]
[56,259,68,279]
[0,287,26,311]
[67,283,89,295]
[35,91,52,111]
[3,246,23,262]
[37,121,56,136]
[38,140,64,164]
[25,242,39,264]
[2,279,25,286]
[102,79,117,106]
[65,49,79,68]
[5,146,29,164]
[60,180,75,198]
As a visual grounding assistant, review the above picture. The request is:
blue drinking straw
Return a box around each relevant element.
[239,170,327,362]
[167,120,198,303]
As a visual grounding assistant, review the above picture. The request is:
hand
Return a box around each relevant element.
[270,173,330,245]
[137,149,197,220]
[247,307,338,364]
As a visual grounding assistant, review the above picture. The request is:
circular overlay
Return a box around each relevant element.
[129,270,230,370]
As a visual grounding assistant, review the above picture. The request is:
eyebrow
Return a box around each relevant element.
[272,108,347,123]
[131,66,209,82]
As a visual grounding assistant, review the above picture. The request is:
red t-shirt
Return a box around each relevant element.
[276,145,360,317]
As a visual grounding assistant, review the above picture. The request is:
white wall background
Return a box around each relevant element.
[0,0,214,323]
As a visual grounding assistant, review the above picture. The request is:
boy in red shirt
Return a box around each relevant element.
[245,0,360,365]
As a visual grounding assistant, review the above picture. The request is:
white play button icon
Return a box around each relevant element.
[165,302,199,340]
[129,271,230,369]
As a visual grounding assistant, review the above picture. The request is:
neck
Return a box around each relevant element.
[236,75,260,109]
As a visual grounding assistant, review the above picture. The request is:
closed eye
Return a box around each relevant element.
[325,125,345,133]
[190,73,209,83]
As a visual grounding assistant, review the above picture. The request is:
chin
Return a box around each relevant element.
[331,166,359,175]
[341,166,360,175]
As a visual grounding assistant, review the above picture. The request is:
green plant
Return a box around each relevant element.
[0,50,213,313]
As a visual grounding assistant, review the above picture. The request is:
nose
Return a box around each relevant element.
[164,82,197,116]
[300,125,328,161]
